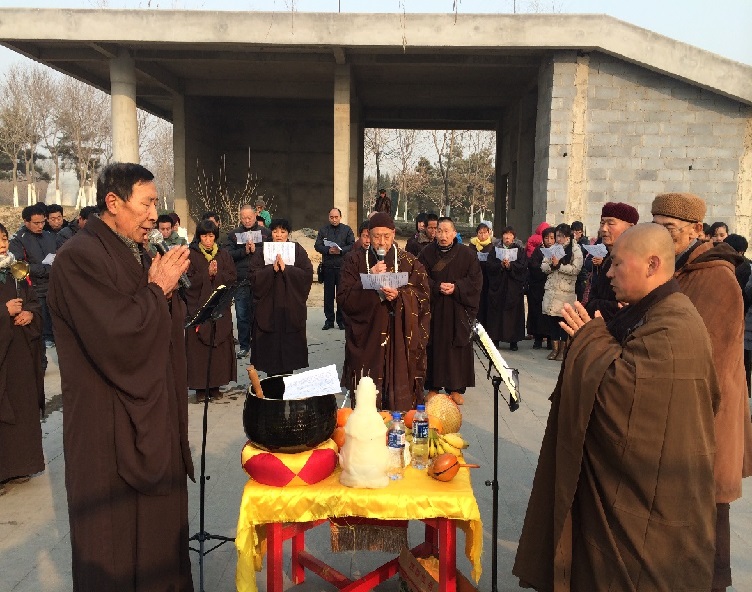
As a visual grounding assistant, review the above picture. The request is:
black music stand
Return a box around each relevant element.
[472,330,520,592]
[186,282,240,592]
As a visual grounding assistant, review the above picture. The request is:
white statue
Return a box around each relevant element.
[339,377,390,489]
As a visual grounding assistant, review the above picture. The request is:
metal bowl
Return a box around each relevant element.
[243,375,338,453]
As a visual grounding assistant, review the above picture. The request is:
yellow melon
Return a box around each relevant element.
[425,395,462,434]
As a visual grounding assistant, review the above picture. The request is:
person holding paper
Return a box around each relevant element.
[249,219,313,376]
[315,208,355,330]
[338,213,430,411]
[9,203,57,355]
[185,219,237,402]
[469,222,496,327]
[514,224,719,591]
[419,217,483,406]
[541,223,583,361]
[224,204,271,359]
[486,226,528,351]
[584,202,639,322]
[527,226,555,350]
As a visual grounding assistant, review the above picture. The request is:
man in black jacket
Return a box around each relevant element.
[223,204,271,358]
[314,208,354,330]
[10,203,58,354]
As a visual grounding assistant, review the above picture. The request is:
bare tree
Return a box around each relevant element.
[457,130,495,225]
[392,128,419,221]
[364,128,394,198]
[431,129,464,216]
[140,116,174,210]
[0,68,31,207]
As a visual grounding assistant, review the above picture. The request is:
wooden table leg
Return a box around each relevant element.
[291,525,305,584]
[267,523,284,592]
[438,518,457,592]
[425,521,439,556]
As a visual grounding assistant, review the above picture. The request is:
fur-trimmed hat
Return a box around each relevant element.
[601,202,639,225]
[650,193,706,223]
[368,212,395,230]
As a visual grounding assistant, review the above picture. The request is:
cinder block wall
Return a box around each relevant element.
[535,51,752,239]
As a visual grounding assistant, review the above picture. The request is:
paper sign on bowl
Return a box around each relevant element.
[282,364,342,400]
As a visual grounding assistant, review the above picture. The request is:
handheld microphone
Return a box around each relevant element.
[147,229,191,290]
[376,248,386,262]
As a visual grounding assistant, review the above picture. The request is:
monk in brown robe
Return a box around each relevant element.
[514,224,719,591]
[185,219,237,401]
[418,216,483,406]
[48,163,195,592]
[651,192,752,591]
[249,218,313,376]
[0,224,44,491]
[338,212,430,411]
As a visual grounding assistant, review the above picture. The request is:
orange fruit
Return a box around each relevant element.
[337,408,353,428]
[379,411,393,423]
[403,409,417,429]
[331,426,346,449]
[428,415,444,434]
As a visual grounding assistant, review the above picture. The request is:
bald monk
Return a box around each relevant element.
[514,224,719,591]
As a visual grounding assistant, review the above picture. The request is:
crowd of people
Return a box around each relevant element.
[1,162,752,591]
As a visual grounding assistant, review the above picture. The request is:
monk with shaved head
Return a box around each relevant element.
[515,223,720,591]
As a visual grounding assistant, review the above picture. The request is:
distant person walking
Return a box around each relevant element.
[373,188,391,214]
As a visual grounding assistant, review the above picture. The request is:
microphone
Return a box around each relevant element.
[376,248,386,262]
[147,229,191,290]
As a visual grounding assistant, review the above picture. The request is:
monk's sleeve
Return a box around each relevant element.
[249,251,274,299]
[282,246,313,305]
[217,250,237,287]
[451,251,483,313]
[338,254,366,315]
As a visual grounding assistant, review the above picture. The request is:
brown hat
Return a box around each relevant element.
[368,212,395,231]
[651,193,706,223]
[601,202,639,225]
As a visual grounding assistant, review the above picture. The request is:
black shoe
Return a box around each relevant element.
[337,322,346,330]
[236,348,249,359]
[510,342,518,351]
[532,339,542,349]
[322,322,334,330]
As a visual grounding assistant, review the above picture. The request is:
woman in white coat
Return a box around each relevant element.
[541,223,583,361]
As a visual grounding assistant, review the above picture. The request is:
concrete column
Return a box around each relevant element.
[736,112,752,240]
[172,94,191,233]
[109,48,139,163]
[564,54,590,223]
[348,98,360,225]
[333,64,351,225]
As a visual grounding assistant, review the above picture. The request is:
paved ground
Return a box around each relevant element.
[1,307,751,591]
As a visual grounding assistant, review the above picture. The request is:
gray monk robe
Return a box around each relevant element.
[249,241,313,376]
[338,246,431,411]
[513,281,718,592]
[0,275,45,482]
[419,240,482,391]
[48,215,194,592]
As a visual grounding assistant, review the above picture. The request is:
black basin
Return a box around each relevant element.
[243,375,338,453]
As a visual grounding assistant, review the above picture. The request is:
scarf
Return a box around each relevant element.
[470,236,492,252]
[606,279,680,344]
[0,252,15,284]
[200,243,218,262]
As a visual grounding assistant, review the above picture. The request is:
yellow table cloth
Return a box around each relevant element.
[235,465,483,592]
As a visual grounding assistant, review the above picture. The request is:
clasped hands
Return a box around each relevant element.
[149,245,190,297]
[273,254,286,272]
[5,298,32,326]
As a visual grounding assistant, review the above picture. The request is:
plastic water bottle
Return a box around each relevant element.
[386,412,406,480]
[411,405,429,470]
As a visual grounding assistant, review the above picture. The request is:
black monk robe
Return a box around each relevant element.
[338,246,431,411]
[0,275,45,482]
[249,241,313,376]
[48,215,194,592]
[514,284,718,592]
[419,240,483,391]
[485,241,528,344]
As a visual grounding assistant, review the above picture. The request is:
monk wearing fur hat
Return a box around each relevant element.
[585,201,639,322]
[337,213,431,411]
[652,192,752,592]
[515,224,719,591]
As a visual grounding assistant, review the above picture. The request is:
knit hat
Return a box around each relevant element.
[650,193,706,223]
[601,202,639,225]
[368,212,395,230]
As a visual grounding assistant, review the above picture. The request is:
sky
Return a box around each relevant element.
[0,0,750,68]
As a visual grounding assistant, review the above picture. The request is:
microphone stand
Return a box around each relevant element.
[186,282,240,592]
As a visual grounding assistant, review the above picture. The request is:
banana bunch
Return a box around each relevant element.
[428,430,470,459]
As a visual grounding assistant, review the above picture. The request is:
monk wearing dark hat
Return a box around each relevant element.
[652,192,752,592]
[514,224,719,591]
[338,212,430,411]
[585,201,639,322]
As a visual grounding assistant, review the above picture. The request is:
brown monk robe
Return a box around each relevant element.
[0,256,45,483]
[249,232,313,376]
[338,213,431,411]
[185,221,237,398]
[48,164,194,592]
[514,225,719,592]
[418,218,483,402]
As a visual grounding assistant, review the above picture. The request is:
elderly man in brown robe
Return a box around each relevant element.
[48,163,195,592]
[651,192,752,592]
[514,224,719,591]
[338,212,430,411]
[418,216,483,406]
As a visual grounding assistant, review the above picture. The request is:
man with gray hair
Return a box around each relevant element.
[224,204,271,358]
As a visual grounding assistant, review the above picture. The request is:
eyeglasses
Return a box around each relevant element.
[653,221,693,236]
